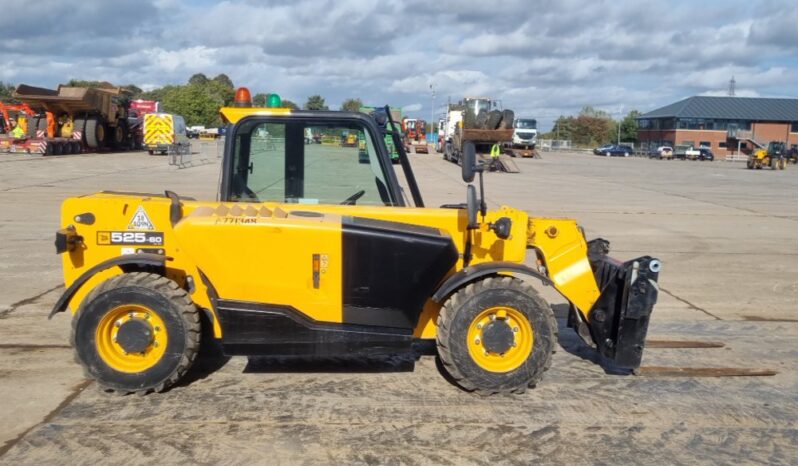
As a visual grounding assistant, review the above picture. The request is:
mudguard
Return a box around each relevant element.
[431,261,552,304]
[48,253,169,319]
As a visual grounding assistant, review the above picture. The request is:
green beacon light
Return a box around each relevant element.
[267,93,282,108]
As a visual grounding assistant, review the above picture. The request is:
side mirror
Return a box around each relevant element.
[466,185,478,229]
[462,141,476,183]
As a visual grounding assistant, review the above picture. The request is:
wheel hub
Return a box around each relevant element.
[116,318,154,354]
[481,320,514,354]
[467,306,535,373]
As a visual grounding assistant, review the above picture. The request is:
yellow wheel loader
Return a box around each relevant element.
[51,89,661,395]
[748,141,787,170]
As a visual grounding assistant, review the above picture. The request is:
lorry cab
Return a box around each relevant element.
[512,118,538,148]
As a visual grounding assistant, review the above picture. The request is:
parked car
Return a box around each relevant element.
[696,147,714,161]
[650,146,673,160]
[593,144,614,155]
[675,146,714,161]
[594,144,634,157]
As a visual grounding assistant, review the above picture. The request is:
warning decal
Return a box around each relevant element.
[128,206,155,230]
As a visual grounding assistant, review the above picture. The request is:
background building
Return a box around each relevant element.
[637,96,798,157]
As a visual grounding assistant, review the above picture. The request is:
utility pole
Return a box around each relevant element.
[617,104,623,145]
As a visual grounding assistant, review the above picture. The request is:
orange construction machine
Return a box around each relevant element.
[401,117,429,154]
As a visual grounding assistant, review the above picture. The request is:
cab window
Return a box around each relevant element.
[229,119,396,206]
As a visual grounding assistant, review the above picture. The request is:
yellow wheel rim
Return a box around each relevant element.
[467,306,533,373]
[95,304,168,373]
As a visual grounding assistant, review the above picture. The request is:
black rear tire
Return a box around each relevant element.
[111,120,128,149]
[486,110,502,129]
[436,276,556,395]
[500,109,515,129]
[71,272,200,395]
[85,116,106,149]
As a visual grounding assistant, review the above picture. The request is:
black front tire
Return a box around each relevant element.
[436,276,556,395]
[71,272,200,395]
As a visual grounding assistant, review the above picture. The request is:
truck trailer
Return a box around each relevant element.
[0,84,140,155]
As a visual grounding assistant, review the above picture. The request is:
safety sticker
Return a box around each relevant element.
[128,206,155,230]
[98,231,164,246]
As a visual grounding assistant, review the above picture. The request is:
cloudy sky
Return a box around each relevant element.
[2,0,797,130]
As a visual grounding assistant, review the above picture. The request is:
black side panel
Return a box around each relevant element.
[341,216,459,329]
[217,300,412,356]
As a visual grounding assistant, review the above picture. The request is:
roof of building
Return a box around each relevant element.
[639,96,798,121]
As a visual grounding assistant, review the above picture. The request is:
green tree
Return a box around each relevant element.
[546,115,574,140]
[188,73,209,86]
[571,114,614,146]
[0,81,15,101]
[65,79,115,88]
[253,93,268,107]
[122,84,144,97]
[212,73,234,89]
[281,99,299,110]
[341,97,363,112]
[304,95,327,110]
[159,83,225,127]
[620,109,640,142]
[579,105,610,118]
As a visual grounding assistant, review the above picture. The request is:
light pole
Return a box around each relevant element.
[429,83,436,139]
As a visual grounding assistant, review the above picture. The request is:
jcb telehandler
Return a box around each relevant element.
[748,141,787,170]
[51,88,661,395]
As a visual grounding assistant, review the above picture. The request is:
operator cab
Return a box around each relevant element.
[219,91,424,208]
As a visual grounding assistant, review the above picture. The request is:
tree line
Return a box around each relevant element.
[0,76,369,128]
[540,106,641,146]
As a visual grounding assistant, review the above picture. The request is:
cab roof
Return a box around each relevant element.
[220,106,292,124]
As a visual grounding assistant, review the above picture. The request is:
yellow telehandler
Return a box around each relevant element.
[748,141,787,170]
[51,88,661,395]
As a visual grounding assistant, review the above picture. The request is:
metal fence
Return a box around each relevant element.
[539,139,572,151]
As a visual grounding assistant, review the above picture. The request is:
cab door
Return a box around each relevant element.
[209,116,403,325]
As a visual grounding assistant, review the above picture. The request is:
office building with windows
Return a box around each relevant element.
[637,96,798,157]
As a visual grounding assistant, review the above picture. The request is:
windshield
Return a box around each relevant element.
[515,119,537,129]
[465,98,491,115]
[228,117,397,206]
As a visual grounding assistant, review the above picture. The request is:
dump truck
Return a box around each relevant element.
[6,84,139,155]
[143,113,190,155]
[748,141,787,170]
[50,88,661,395]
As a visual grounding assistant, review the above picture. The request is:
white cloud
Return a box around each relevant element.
[2,0,798,130]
